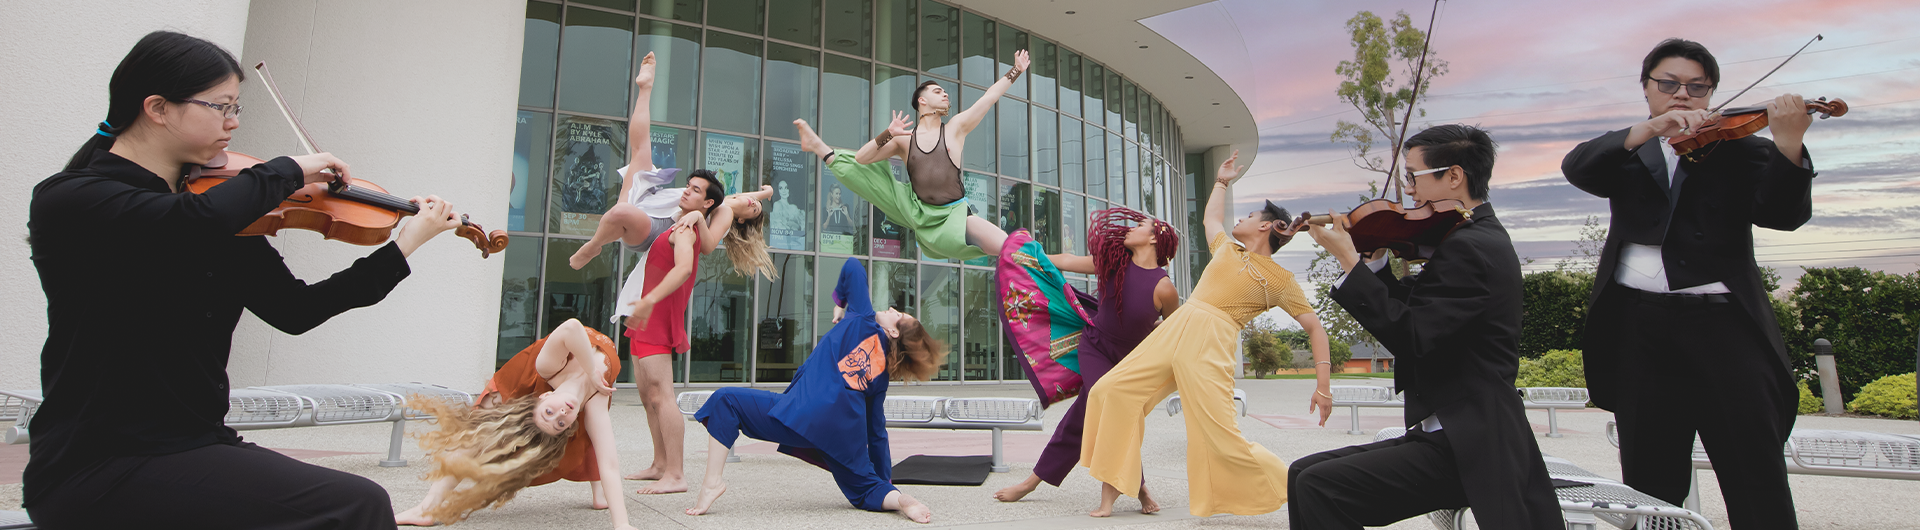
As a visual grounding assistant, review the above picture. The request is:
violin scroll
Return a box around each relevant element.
[453,215,510,258]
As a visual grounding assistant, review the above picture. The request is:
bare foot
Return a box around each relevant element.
[635,52,656,89]
[1090,482,1121,518]
[623,468,664,481]
[794,119,831,158]
[992,474,1041,502]
[568,243,601,270]
[896,493,932,524]
[684,481,727,516]
[1138,483,1160,515]
[592,482,610,510]
[636,477,688,494]
[394,506,437,527]
[1088,504,1113,518]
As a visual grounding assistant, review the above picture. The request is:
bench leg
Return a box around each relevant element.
[991,428,1010,473]
[381,418,408,467]
[1347,405,1364,435]
[1684,467,1701,513]
[1546,407,1564,438]
[727,445,741,463]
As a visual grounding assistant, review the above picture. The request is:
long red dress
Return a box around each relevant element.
[478,327,621,486]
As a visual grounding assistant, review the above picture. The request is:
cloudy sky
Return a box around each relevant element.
[1144,0,1920,290]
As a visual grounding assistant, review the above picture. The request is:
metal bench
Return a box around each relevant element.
[0,509,34,530]
[1374,427,1715,530]
[1604,420,1920,513]
[1519,387,1590,438]
[675,390,1043,473]
[1330,386,1590,437]
[1160,388,1248,417]
[1330,385,1402,435]
[2,383,471,467]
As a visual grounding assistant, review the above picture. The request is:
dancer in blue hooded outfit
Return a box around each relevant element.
[687,259,949,523]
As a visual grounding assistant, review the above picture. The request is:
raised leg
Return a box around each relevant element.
[795,119,832,161]
[964,216,1009,257]
[569,203,652,270]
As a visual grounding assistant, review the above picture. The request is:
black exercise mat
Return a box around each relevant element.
[890,455,993,486]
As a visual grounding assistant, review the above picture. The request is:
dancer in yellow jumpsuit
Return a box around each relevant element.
[1079,150,1335,517]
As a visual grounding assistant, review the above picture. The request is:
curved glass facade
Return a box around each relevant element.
[506,0,1191,385]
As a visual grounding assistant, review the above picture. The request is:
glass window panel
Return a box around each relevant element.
[1156,162,1170,222]
[1030,38,1058,108]
[1083,62,1104,123]
[701,31,762,134]
[816,256,852,327]
[870,160,917,258]
[1034,187,1060,254]
[755,254,814,383]
[1186,153,1209,288]
[640,0,701,23]
[763,43,819,140]
[707,0,765,35]
[875,0,916,68]
[1060,116,1081,192]
[520,3,561,108]
[961,171,996,267]
[1001,333,1019,381]
[920,265,961,381]
[558,7,634,118]
[869,260,917,321]
[511,111,552,232]
[1060,193,1085,257]
[765,140,815,251]
[700,131,758,195]
[1059,51,1081,116]
[997,26,1028,100]
[962,268,998,381]
[960,84,995,173]
[1150,98,1164,157]
[575,0,635,10]
[920,0,959,79]
[960,12,994,87]
[1084,123,1104,199]
[635,20,702,127]
[690,256,752,382]
[497,235,544,368]
[540,238,620,367]
[1122,80,1138,142]
[550,115,626,237]
[820,163,870,255]
[824,0,872,57]
[822,55,871,148]
[1105,132,1124,203]
[768,0,820,45]
[998,179,1029,233]
[1124,144,1140,209]
[1105,71,1123,131]
[647,124,697,174]
[998,98,1027,180]
[1033,107,1056,186]
[872,65,917,138]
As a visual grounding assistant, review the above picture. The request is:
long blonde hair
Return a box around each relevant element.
[890,318,949,382]
[724,210,778,280]
[411,395,578,524]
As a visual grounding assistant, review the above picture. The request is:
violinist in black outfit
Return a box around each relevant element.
[24,31,463,528]
[1562,38,1813,529]
[1298,124,1563,529]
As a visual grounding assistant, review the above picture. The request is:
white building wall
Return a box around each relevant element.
[0,0,523,393]
[0,0,253,392]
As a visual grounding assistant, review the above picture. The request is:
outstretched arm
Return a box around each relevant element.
[1047,254,1096,274]
[582,394,638,530]
[1202,150,1242,247]
[854,111,912,165]
[1294,312,1334,426]
[949,50,1030,136]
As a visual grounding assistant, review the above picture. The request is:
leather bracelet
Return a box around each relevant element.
[874,131,893,146]
[1004,69,1021,82]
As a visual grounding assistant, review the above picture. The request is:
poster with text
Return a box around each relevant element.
[551,116,626,237]
[767,142,813,251]
[820,165,868,255]
[703,133,745,192]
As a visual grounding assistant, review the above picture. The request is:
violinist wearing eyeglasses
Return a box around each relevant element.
[1561,38,1814,529]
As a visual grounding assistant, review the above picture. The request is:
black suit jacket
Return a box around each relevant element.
[1332,204,1563,529]
[1561,130,1813,410]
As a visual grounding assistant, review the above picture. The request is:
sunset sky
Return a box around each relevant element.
[1144,0,1920,291]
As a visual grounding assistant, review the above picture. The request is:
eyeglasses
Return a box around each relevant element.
[1401,166,1450,187]
[183,98,243,119]
[1646,78,1713,98]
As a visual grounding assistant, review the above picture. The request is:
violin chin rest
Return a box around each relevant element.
[205,151,230,169]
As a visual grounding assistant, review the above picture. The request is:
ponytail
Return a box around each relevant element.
[66,31,244,171]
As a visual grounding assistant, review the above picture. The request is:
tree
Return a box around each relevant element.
[1553,215,1607,273]
[1785,267,1920,400]
[1330,9,1449,180]
[1242,320,1286,378]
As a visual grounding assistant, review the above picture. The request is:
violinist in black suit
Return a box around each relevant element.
[1562,38,1813,529]
[1298,124,1563,529]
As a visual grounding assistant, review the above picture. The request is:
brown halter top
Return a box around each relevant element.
[906,122,966,206]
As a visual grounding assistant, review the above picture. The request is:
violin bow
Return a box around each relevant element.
[1709,34,1822,116]
[252,62,325,157]
[1385,0,1444,205]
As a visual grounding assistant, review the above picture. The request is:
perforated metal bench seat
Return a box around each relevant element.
[0,509,34,529]
[675,390,1042,472]
[1330,386,1591,437]
[1605,420,1920,512]
[1159,388,1247,417]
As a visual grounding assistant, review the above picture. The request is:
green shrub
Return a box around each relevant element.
[1788,268,1920,400]
[1515,349,1586,388]
[1796,380,1823,414]
[1519,271,1594,358]
[1847,373,1917,420]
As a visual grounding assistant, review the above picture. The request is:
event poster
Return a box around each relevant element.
[870,160,914,258]
[551,116,626,237]
[820,165,867,255]
[767,142,812,251]
[703,133,745,192]
[650,128,679,171]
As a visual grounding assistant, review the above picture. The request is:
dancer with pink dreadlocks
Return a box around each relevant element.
[985,208,1182,517]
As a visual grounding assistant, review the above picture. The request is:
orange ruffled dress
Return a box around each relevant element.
[478,327,622,486]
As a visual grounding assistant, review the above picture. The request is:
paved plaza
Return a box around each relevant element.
[5,377,1918,528]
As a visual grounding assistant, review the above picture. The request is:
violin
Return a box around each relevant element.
[186,61,508,258]
[1297,199,1472,262]
[1669,97,1847,156]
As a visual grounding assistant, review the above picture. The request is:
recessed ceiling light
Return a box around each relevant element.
[1223,126,1231,128]
[1066,11,1076,15]
[1211,102,1220,106]
[1184,76,1194,79]
[1138,45,1149,49]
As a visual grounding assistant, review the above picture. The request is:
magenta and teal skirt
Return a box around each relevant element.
[996,229,1098,408]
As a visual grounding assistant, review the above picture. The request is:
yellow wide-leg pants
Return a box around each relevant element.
[1079,301,1290,517]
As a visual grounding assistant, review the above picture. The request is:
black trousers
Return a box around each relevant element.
[1287,428,1469,529]
[1609,286,1798,529]
[26,440,393,530]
